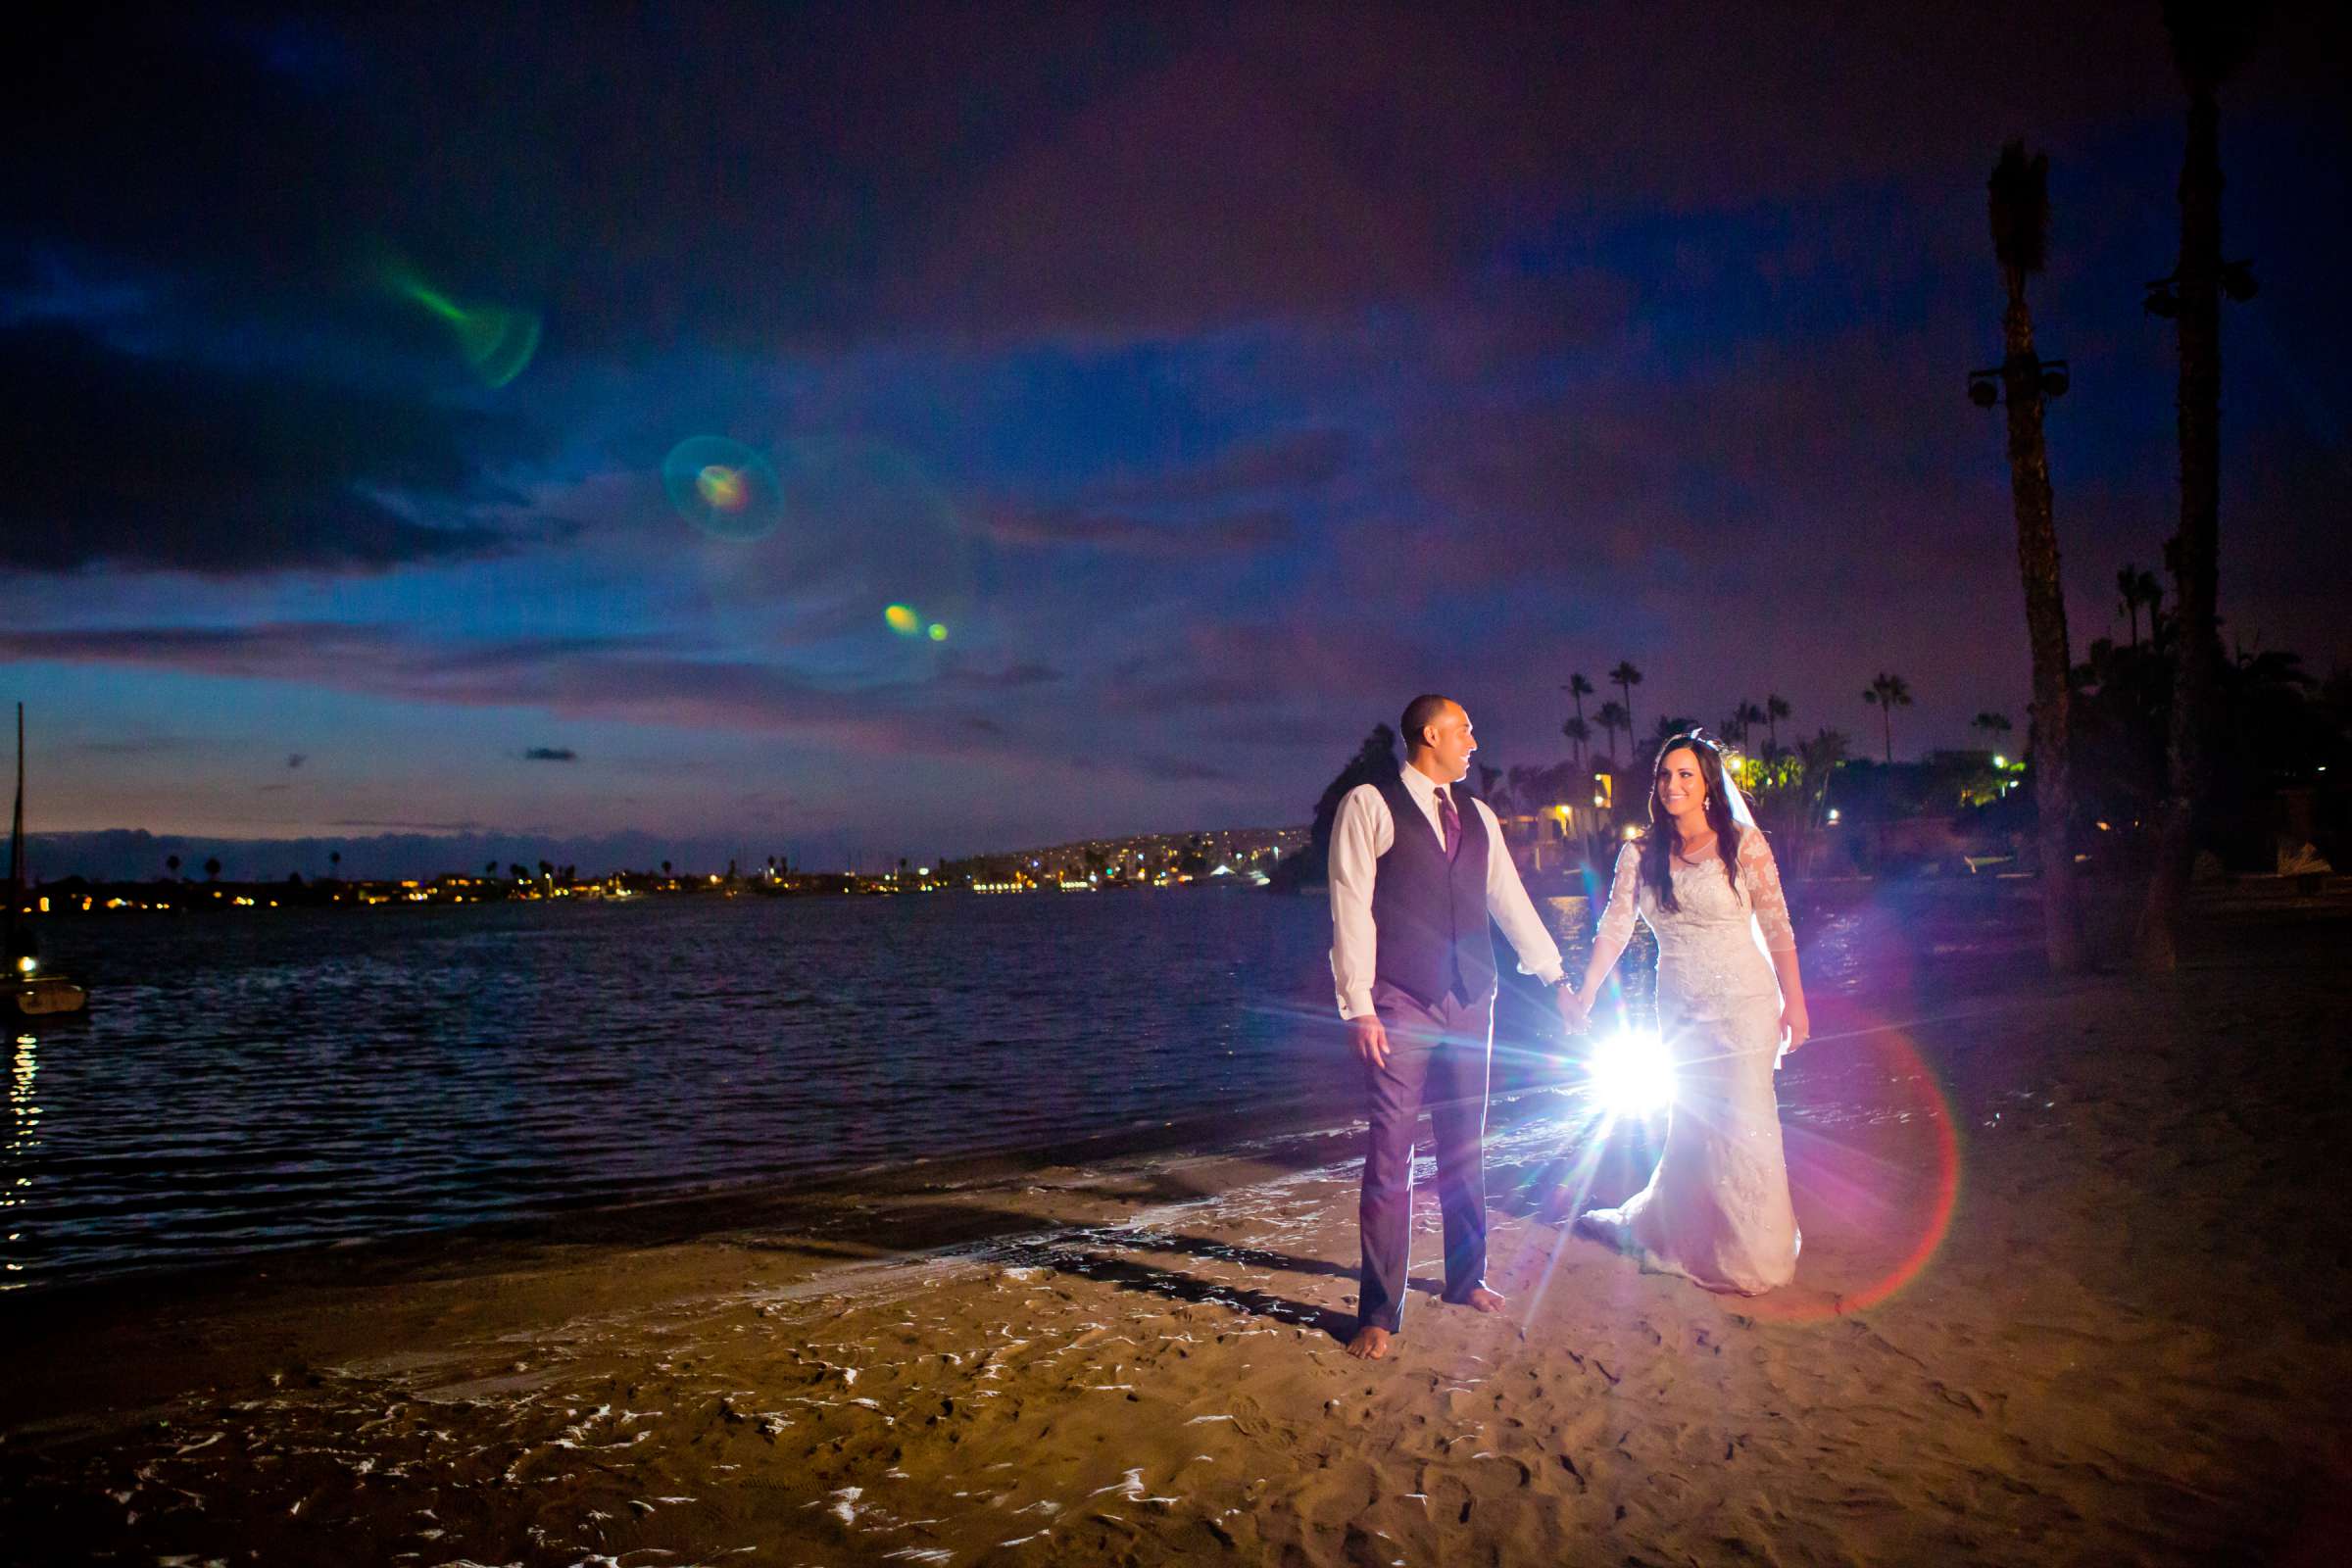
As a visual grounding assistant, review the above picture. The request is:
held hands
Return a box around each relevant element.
[1348,1012,1391,1072]
[1553,983,1591,1036]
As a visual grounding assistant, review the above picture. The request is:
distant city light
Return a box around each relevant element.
[15,956,33,975]
[1826,808,1841,824]
[1991,755,2007,768]
[1621,824,1640,841]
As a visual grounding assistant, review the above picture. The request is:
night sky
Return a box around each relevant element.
[4,3,2346,869]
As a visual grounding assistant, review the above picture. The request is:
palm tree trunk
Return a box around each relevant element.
[2001,295,2086,973]
[2139,78,2225,972]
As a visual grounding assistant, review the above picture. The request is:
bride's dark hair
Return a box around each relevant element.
[1638,730,1742,914]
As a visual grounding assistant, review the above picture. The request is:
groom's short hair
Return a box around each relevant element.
[1400,693,1453,754]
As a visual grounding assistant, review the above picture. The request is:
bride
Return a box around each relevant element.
[1571,729,1810,1295]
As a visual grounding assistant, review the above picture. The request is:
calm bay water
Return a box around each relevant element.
[6,892,1642,1292]
[1,873,1980,1294]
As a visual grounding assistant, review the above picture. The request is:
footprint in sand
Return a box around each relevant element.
[1223,1395,1277,1440]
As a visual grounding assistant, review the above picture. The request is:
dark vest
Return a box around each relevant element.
[1369,770,1497,1008]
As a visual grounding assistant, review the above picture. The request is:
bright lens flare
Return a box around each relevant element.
[927,622,948,642]
[884,604,922,636]
[1589,1026,1674,1116]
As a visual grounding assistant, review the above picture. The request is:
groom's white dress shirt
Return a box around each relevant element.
[1329,765,1567,1020]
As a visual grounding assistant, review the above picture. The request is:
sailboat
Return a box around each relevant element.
[8,703,87,1020]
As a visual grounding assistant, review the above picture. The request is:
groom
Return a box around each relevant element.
[1330,695,1585,1360]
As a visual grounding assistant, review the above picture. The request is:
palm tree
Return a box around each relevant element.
[2116,564,2163,651]
[166,854,181,880]
[1594,701,1630,765]
[1501,763,1546,817]
[485,859,498,877]
[1608,662,1643,748]
[1798,727,1851,829]
[1563,674,1594,767]
[1985,137,2085,971]
[1652,715,1699,750]
[1765,695,1792,752]
[1286,723,1400,892]
[203,856,221,882]
[1862,672,1912,762]
[1721,699,1765,747]
[327,850,341,881]
[1972,711,2014,747]
[1560,715,1592,768]
[2141,1,2262,970]
[661,859,673,880]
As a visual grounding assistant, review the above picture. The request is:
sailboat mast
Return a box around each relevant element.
[8,702,22,939]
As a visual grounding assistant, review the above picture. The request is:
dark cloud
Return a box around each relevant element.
[936,660,1066,690]
[0,324,551,575]
[522,747,577,762]
[68,736,209,757]
[0,622,1045,762]
[1093,430,1350,505]
[23,3,2334,353]
[985,507,1293,556]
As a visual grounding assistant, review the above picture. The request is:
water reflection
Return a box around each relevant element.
[5,878,1995,1293]
[4,1032,36,1289]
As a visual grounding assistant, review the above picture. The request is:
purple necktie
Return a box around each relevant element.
[1436,788,1460,861]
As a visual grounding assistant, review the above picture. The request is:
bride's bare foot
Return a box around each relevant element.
[1345,1325,1393,1360]
[1464,1286,1507,1314]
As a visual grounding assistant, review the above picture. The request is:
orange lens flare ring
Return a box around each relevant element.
[1748,1013,1962,1323]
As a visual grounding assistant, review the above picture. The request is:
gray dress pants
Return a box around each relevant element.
[1356,979,1494,1334]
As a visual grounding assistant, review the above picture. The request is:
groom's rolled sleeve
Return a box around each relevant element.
[1477,800,1566,983]
[1328,784,1387,1019]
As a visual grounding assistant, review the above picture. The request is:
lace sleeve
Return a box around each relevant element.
[1739,828,1797,953]
[1592,842,1642,962]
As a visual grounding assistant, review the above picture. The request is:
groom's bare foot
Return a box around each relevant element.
[1345,1325,1393,1360]
[1464,1286,1507,1314]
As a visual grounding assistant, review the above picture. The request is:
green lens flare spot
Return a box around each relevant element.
[695,465,749,512]
[927,622,948,642]
[454,307,542,388]
[382,260,541,386]
[661,437,782,541]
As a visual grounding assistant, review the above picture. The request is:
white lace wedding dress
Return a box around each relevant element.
[1578,830,1800,1295]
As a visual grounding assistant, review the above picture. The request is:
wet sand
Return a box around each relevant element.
[4,885,2348,1566]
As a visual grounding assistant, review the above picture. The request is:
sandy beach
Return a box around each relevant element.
[4,885,2348,1567]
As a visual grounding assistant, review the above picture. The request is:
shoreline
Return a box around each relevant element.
[7,866,2166,1298]
[5,887,2350,1564]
